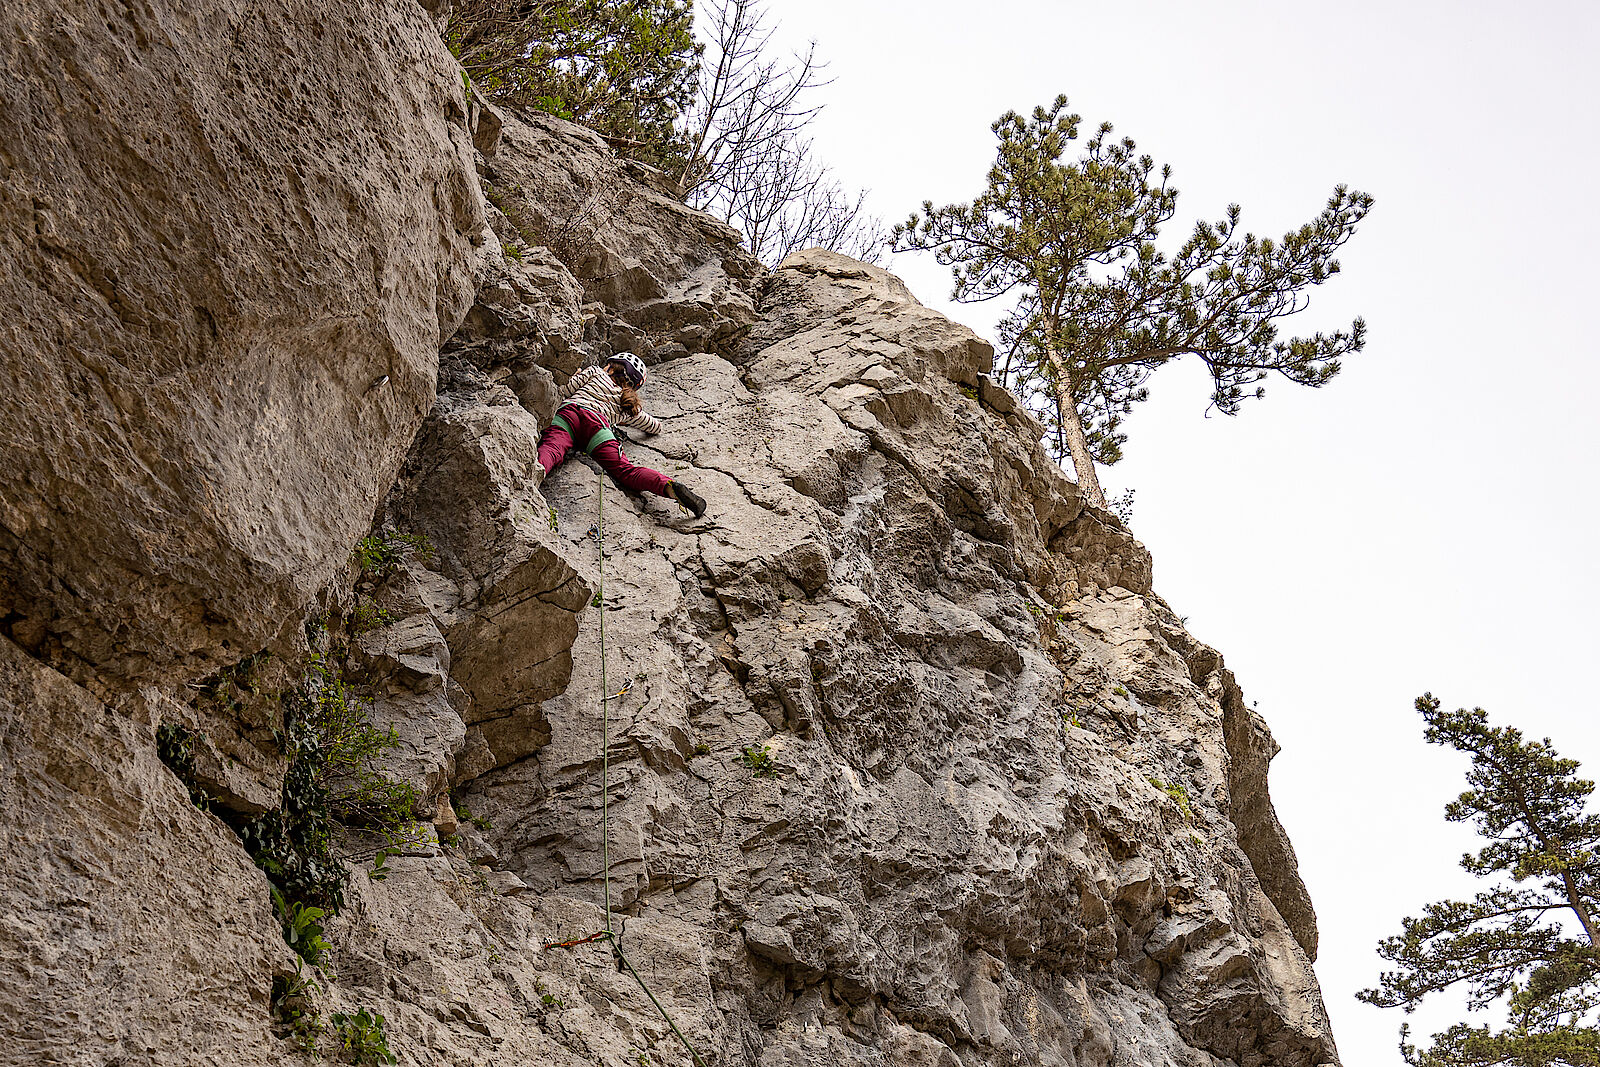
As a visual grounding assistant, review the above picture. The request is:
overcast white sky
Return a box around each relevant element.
[762,2,1600,1062]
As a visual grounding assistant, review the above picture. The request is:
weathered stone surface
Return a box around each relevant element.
[384,362,595,774]
[482,110,762,359]
[0,0,482,687]
[0,40,1340,1067]
[0,637,292,1066]
[442,245,1337,1066]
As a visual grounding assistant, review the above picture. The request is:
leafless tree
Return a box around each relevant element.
[678,0,883,265]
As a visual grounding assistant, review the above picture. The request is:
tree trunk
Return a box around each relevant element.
[1046,352,1107,508]
[1562,870,1598,945]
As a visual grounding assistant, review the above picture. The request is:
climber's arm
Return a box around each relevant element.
[622,409,662,435]
[560,366,596,402]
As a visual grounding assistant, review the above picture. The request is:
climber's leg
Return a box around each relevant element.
[667,480,707,518]
[591,438,672,497]
[537,415,577,477]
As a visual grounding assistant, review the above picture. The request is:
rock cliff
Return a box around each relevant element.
[0,6,1337,1066]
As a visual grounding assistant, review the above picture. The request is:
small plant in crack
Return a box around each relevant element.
[274,888,332,966]
[192,649,272,715]
[350,598,394,634]
[155,722,213,810]
[353,530,434,579]
[741,744,778,778]
[1149,777,1194,819]
[453,802,493,832]
[271,963,324,1053]
[329,1007,397,1065]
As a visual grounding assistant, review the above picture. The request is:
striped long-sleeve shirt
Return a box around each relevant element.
[559,366,663,435]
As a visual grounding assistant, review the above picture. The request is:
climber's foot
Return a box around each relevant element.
[532,462,547,487]
[668,481,707,518]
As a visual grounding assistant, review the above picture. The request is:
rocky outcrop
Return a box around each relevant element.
[0,636,294,1066]
[0,26,1338,1067]
[0,0,482,689]
[477,111,762,365]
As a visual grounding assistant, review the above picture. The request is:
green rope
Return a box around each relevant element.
[591,469,707,1067]
[616,941,708,1067]
[598,471,613,935]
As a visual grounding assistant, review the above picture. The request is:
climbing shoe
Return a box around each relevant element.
[668,480,707,518]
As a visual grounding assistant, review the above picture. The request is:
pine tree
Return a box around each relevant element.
[892,96,1370,507]
[1360,695,1600,1066]
[447,0,700,171]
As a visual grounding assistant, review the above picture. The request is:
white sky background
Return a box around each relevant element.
[758,1,1600,1063]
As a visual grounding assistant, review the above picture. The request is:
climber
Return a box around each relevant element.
[535,352,708,518]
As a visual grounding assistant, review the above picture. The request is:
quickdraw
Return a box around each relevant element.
[542,930,612,951]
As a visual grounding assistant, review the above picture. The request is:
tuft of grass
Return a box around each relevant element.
[1149,777,1194,819]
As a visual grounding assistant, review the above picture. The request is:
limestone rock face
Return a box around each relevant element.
[0,31,1339,1067]
[0,636,293,1067]
[0,0,482,688]
[480,111,763,361]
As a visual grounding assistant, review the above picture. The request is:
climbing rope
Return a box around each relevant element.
[598,467,613,935]
[541,469,708,1067]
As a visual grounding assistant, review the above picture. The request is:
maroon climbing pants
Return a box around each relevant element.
[538,404,672,497]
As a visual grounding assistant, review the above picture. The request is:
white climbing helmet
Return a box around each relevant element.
[606,351,646,387]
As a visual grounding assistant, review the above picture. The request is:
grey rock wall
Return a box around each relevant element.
[0,0,482,688]
[0,24,1339,1066]
[302,110,1334,1067]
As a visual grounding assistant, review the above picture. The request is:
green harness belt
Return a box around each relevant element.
[551,412,616,455]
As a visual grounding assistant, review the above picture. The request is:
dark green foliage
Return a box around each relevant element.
[350,599,394,634]
[354,530,433,579]
[242,691,345,912]
[1108,488,1135,525]
[447,0,699,170]
[330,1007,397,1065]
[193,649,271,714]
[293,657,419,832]
[273,888,332,966]
[454,802,493,832]
[271,967,323,1051]
[1361,694,1600,1066]
[242,657,418,913]
[352,531,433,579]
[893,95,1369,504]
[741,743,777,777]
[155,722,212,810]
